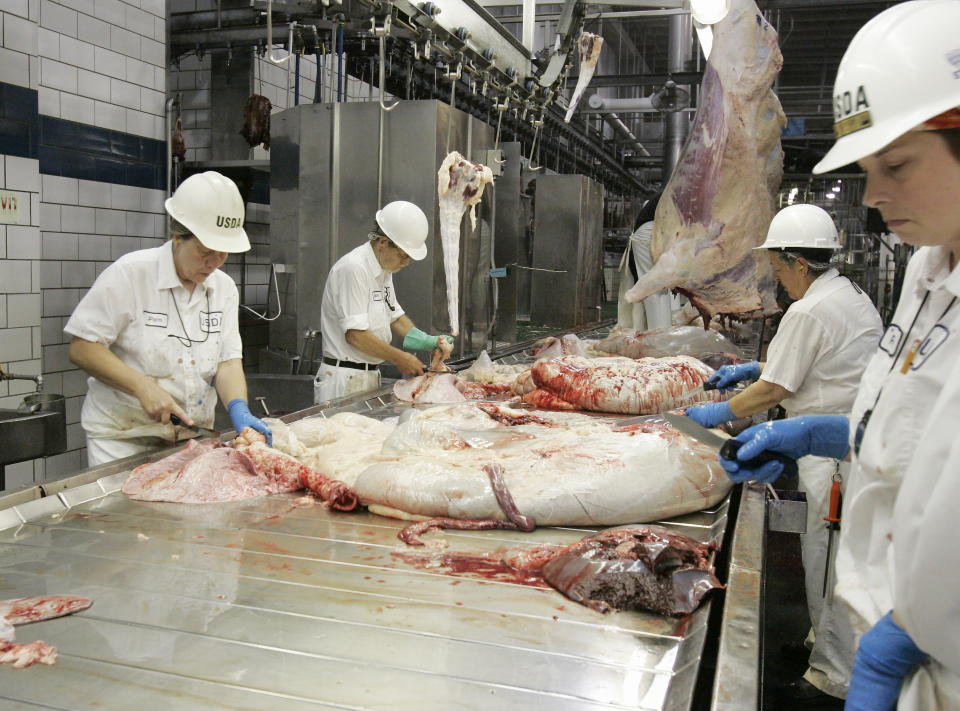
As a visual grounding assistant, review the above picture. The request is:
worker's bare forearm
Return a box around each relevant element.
[728,378,793,418]
[68,338,151,397]
[390,314,415,339]
[214,358,247,405]
[346,329,407,364]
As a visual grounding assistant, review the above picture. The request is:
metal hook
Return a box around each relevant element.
[266,0,295,64]
[378,33,400,111]
[527,118,544,171]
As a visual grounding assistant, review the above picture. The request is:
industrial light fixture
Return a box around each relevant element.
[689,0,730,25]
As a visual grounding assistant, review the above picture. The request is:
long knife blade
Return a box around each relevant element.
[663,412,728,449]
[663,412,799,477]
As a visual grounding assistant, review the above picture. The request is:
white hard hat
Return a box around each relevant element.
[375,201,428,261]
[164,171,250,253]
[755,204,840,250]
[814,0,960,174]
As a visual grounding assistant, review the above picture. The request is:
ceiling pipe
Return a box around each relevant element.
[604,113,652,157]
[663,11,692,181]
[587,93,656,112]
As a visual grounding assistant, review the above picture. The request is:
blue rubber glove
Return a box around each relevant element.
[227,398,273,447]
[719,415,849,483]
[685,401,734,428]
[403,327,454,352]
[706,361,762,392]
[845,612,928,711]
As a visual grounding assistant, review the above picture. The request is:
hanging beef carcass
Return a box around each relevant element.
[564,32,604,123]
[513,355,726,414]
[240,94,272,150]
[624,0,785,323]
[171,117,186,162]
[437,152,494,336]
[1,595,93,669]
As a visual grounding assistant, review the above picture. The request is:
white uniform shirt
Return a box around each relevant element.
[836,246,960,647]
[64,240,242,440]
[761,269,883,416]
[320,242,404,364]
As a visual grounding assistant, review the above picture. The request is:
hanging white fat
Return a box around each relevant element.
[436,151,494,336]
[564,32,604,123]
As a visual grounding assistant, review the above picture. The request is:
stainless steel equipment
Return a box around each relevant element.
[0,331,764,709]
[269,100,495,365]
[530,174,605,328]
[492,141,524,345]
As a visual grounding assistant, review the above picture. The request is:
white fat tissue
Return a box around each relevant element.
[282,404,730,526]
[393,371,515,404]
[591,325,742,360]
[514,355,726,414]
[532,333,590,360]
[564,32,604,123]
[436,152,495,336]
[459,350,529,385]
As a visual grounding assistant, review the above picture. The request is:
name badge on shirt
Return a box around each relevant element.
[878,324,903,357]
[143,311,168,328]
[371,290,383,302]
[909,325,950,370]
[200,311,223,333]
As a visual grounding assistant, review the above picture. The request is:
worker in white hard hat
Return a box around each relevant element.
[65,171,272,465]
[686,203,882,702]
[617,191,675,331]
[314,200,453,403]
[714,2,960,709]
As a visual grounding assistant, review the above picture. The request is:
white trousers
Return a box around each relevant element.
[616,236,672,332]
[800,455,856,698]
[313,363,381,404]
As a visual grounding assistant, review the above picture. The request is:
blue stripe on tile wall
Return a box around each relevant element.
[1,81,164,190]
[0,81,270,202]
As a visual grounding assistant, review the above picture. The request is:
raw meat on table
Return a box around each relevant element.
[504,526,721,616]
[0,595,93,669]
[307,403,733,527]
[624,0,784,322]
[393,373,513,404]
[532,333,589,359]
[121,428,358,509]
[458,349,529,386]
[513,355,725,414]
[564,32,604,123]
[437,152,494,336]
[592,326,742,360]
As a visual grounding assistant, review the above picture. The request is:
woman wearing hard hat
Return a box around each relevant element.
[65,171,272,465]
[314,200,453,403]
[686,203,882,703]
[717,2,960,709]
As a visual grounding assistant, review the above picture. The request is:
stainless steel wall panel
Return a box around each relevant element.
[270,100,495,365]
[492,142,523,344]
[530,175,605,327]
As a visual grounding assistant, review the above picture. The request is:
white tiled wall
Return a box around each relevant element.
[38,0,166,139]
[0,153,45,490]
[0,0,168,489]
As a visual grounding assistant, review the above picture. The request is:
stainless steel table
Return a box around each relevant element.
[0,328,764,710]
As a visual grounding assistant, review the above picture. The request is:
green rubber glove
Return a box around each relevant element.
[403,327,448,352]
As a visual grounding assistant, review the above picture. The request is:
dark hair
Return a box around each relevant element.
[634,191,663,231]
[771,247,835,275]
[936,127,960,163]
